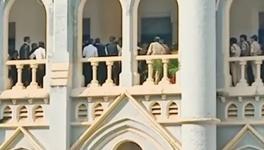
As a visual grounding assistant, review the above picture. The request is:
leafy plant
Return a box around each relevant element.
[168,59,179,76]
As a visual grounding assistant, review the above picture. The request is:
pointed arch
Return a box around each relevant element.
[32,105,44,121]
[2,105,12,122]
[76,103,88,121]
[226,103,238,118]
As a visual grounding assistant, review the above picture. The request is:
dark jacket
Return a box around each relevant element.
[106,43,118,56]
[94,43,107,57]
[19,43,30,59]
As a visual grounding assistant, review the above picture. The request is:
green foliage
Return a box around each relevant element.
[168,59,179,75]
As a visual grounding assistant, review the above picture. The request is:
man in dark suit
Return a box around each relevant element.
[19,36,31,59]
[105,36,120,85]
[19,36,31,87]
[94,38,107,85]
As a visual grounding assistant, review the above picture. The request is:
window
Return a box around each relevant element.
[33,105,44,121]
[244,103,255,117]
[168,102,178,118]
[151,102,161,117]
[227,103,238,118]
[18,106,28,121]
[2,106,12,122]
[94,103,103,119]
[77,104,88,121]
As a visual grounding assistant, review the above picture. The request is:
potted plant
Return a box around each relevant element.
[168,59,179,84]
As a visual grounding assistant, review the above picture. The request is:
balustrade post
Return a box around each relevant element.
[27,64,39,89]
[103,61,114,87]
[159,59,170,85]
[143,60,154,85]
[89,61,99,87]
[252,60,263,87]
[236,61,248,87]
[13,64,24,89]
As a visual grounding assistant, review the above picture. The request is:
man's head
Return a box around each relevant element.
[31,43,38,50]
[250,35,258,42]
[39,41,45,48]
[109,36,116,43]
[95,38,101,44]
[230,37,237,45]
[24,36,31,44]
[154,36,161,42]
[240,34,247,42]
[88,38,94,45]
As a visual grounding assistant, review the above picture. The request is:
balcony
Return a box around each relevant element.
[226,56,264,96]
[72,54,180,97]
[0,59,48,99]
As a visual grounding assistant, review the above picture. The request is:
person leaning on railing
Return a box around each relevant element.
[250,35,262,80]
[29,42,46,87]
[239,34,254,85]
[147,36,166,84]
[230,37,241,86]
[19,36,31,87]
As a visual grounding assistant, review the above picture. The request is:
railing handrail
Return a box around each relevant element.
[6,59,46,66]
[81,56,122,63]
[228,56,264,62]
[136,54,179,61]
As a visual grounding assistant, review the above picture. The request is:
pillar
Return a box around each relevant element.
[179,0,217,149]
[0,2,4,91]
[48,0,70,149]
[120,0,139,86]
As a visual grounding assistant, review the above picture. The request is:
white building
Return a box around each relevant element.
[0,0,264,149]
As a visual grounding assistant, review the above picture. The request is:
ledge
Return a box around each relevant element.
[0,88,49,100]
[71,84,181,98]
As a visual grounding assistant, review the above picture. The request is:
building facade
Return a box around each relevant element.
[0,0,263,149]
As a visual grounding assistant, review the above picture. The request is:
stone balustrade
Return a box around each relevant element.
[229,56,264,87]
[136,54,179,86]
[81,56,122,87]
[6,59,46,90]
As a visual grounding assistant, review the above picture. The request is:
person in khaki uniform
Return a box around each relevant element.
[147,36,166,84]
[230,37,241,86]
[250,35,262,79]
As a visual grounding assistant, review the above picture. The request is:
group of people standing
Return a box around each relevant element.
[230,34,263,86]
[8,36,46,87]
[82,36,122,86]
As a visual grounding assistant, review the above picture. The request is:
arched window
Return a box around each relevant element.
[227,103,238,118]
[18,106,28,121]
[2,106,12,122]
[244,103,255,117]
[151,102,161,117]
[33,105,44,121]
[168,102,178,118]
[228,0,264,87]
[94,103,104,119]
[77,103,88,121]
[137,0,179,85]
[116,141,142,150]
[6,0,47,89]
[76,0,122,88]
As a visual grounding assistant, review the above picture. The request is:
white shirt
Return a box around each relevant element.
[230,44,241,57]
[30,47,46,60]
[251,41,262,56]
[83,44,98,58]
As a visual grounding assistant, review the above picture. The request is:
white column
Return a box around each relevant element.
[120,0,139,86]
[49,0,70,149]
[179,0,217,149]
[0,2,5,90]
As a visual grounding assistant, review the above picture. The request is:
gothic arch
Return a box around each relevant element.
[114,140,142,150]
[2,0,51,88]
[80,119,176,150]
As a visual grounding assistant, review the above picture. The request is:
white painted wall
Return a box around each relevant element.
[9,0,46,51]
[138,0,178,43]
[230,0,264,38]
[83,0,122,43]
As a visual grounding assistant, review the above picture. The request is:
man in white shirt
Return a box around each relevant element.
[82,39,98,86]
[83,39,98,58]
[30,42,46,60]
